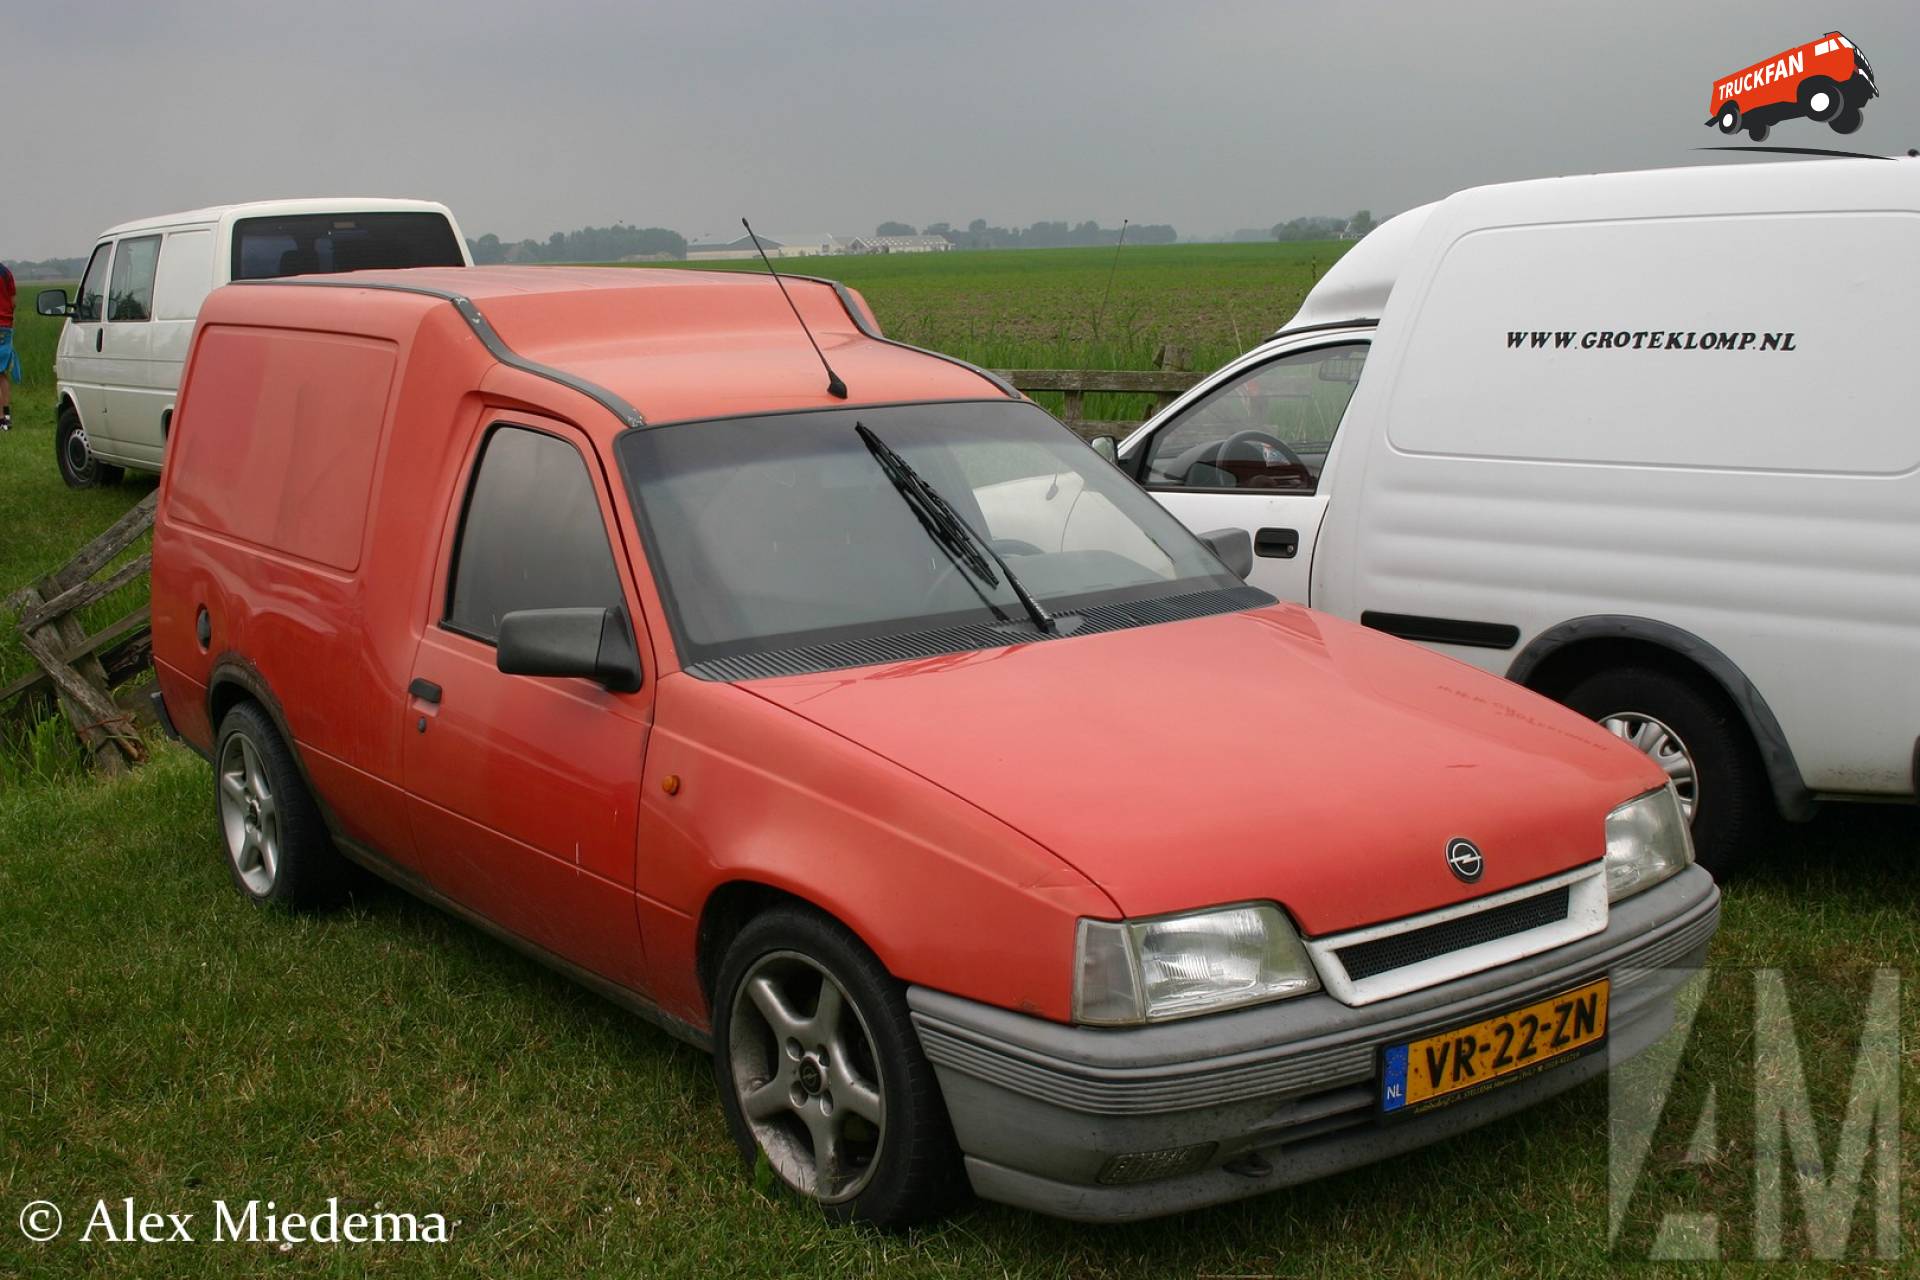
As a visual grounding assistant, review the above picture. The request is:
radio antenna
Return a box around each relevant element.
[1092,218,1129,341]
[743,218,847,399]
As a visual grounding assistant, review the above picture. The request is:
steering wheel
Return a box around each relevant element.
[1216,430,1306,473]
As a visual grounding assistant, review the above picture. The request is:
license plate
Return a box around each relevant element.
[1380,978,1609,1114]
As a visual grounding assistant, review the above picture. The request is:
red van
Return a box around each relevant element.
[149,267,1718,1223]
[1707,31,1877,141]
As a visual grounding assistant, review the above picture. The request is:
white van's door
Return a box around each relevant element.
[94,234,164,467]
[1119,336,1370,603]
[146,228,215,459]
[60,242,113,439]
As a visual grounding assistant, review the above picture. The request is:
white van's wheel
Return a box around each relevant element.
[1561,667,1765,875]
[55,402,123,489]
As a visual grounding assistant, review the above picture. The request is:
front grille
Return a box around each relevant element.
[1336,885,1571,983]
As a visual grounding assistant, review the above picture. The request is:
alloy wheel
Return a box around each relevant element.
[727,950,886,1203]
[218,731,282,895]
[1599,711,1699,821]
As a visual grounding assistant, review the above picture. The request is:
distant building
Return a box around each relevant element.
[685,235,778,261]
[850,235,952,254]
[763,234,854,258]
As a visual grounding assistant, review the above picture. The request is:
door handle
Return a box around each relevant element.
[408,678,442,705]
[95,329,103,352]
[1255,527,1300,559]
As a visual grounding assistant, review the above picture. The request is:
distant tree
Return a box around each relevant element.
[1349,210,1376,236]
[875,221,916,237]
[469,233,505,265]
[922,222,951,237]
[968,218,988,234]
[1271,215,1346,242]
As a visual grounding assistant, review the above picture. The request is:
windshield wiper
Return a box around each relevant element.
[855,423,1057,635]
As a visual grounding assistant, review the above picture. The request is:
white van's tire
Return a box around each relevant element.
[56,402,123,489]
[214,702,348,909]
[1561,667,1765,875]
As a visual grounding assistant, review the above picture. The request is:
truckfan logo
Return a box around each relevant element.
[1445,838,1484,884]
[1707,31,1878,142]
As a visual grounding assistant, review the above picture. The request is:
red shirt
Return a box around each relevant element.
[0,264,14,329]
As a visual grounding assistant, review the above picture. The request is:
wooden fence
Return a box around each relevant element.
[1,492,157,774]
[991,346,1206,440]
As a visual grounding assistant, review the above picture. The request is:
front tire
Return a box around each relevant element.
[214,702,346,908]
[1799,76,1843,122]
[1716,103,1741,134]
[712,905,961,1226]
[55,402,123,489]
[1561,666,1767,876]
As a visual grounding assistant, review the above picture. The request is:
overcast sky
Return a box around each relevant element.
[5,0,1917,259]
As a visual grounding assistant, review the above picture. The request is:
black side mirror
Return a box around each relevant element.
[496,606,643,692]
[1197,527,1254,581]
[1088,435,1119,463]
[36,288,71,318]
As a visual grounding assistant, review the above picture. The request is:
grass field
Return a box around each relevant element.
[3,248,1919,1277]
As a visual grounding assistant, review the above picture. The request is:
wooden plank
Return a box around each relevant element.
[991,368,1206,394]
[17,553,150,632]
[44,491,159,596]
[0,610,152,707]
[17,613,142,773]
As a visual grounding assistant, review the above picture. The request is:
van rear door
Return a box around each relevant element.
[228,211,466,280]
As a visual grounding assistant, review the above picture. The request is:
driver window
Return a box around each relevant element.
[1142,342,1368,492]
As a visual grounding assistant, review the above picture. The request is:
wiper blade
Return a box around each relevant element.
[855,423,1057,635]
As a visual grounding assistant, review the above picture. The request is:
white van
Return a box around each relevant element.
[1115,158,1920,869]
[36,198,470,485]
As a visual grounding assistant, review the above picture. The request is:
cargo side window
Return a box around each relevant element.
[445,426,624,643]
[106,235,162,323]
[73,243,111,324]
[1142,342,1368,493]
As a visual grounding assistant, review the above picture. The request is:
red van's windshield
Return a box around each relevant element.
[618,400,1262,676]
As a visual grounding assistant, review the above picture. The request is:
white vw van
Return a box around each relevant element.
[36,198,470,486]
[1115,158,1920,869]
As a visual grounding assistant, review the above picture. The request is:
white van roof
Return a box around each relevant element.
[1281,156,1920,335]
[99,197,460,239]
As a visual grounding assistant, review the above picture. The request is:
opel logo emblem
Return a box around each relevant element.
[1446,838,1484,884]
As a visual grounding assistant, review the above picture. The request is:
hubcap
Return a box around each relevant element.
[728,951,885,1203]
[1811,91,1832,112]
[64,427,93,479]
[218,732,281,895]
[1599,711,1698,822]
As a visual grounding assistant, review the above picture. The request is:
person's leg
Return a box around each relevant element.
[0,371,11,429]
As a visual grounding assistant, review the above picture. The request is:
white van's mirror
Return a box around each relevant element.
[36,289,72,318]
[1089,435,1119,463]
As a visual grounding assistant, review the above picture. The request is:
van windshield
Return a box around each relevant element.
[617,401,1264,676]
[230,212,463,280]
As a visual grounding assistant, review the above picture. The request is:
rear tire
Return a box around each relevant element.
[55,402,122,489]
[1561,666,1767,876]
[1831,106,1864,135]
[712,904,962,1226]
[214,702,347,908]
[1745,120,1771,143]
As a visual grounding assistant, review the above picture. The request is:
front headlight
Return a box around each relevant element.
[1605,784,1694,901]
[1073,903,1320,1025]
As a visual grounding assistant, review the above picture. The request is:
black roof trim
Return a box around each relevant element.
[1266,317,1380,341]
[229,278,646,427]
[704,267,1020,399]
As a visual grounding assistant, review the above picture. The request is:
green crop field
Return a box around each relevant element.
[3,249,1918,1277]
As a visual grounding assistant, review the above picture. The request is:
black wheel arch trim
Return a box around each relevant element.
[1506,615,1813,820]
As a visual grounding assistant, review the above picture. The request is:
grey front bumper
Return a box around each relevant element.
[908,865,1719,1222]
